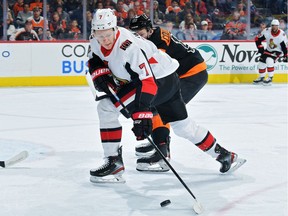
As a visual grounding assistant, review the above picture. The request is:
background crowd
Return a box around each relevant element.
[0,0,287,41]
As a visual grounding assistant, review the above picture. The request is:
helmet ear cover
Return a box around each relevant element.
[129,14,152,31]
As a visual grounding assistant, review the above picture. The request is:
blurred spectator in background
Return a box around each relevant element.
[115,0,128,27]
[10,20,40,41]
[164,21,178,36]
[218,0,236,15]
[29,0,43,12]
[165,0,181,25]
[183,22,197,40]
[16,3,33,28]
[87,0,97,12]
[236,1,246,17]
[64,0,81,18]
[133,1,144,15]
[56,5,70,24]
[123,8,136,28]
[52,0,65,9]
[153,0,165,25]
[208,8,225,30]
[86,10,93,39]
[122,0,133,11]
[27,7,46,37]
[197,20,216,40]
[178,2,193,23]
[7,10,16,40]
[95,1,104,11]
[250,1,260,27]
[165,0,181,15]
[179,13,197,31]
[46,3,53,21]
[193,0,208,17]
[279,18,287,34]
[155,0,166,13]
[206,0,218,14]
[67,19,81,39]
[103,0,116,10]
[13,0,24,17]
[221,11,247,40]
[258,22,267,33]
[49,11,67,39]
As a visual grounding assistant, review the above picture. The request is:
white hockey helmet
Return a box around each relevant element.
[271,19,279,26]
[92,9,117,31]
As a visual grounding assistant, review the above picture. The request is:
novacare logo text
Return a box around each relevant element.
[219,44,259,63]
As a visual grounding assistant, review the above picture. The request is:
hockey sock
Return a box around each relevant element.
[151,127,170,157]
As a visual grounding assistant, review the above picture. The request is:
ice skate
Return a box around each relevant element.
[215,144,246,174]
[262,77,273,86]
[90,147,125,183]
[136,148,170,172]
[135,137,170,157]
[253,76,264,85]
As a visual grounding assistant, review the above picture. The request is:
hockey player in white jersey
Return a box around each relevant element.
[88,9,245,183]
[253,19,288,85]
[88,8,184,183]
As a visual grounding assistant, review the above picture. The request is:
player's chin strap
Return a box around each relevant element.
[107,85,204,215]
[85,71,110,101]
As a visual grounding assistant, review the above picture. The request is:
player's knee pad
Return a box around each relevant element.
[258,61,266,70]
[97,99,121,128]
[171,118,208,144]
[266,57,274,68]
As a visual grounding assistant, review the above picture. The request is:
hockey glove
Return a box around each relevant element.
[257,45,264,55]
[132,111,153,140]
[90,67,116,95]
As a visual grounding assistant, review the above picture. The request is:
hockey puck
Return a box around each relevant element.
[160,199,171,207]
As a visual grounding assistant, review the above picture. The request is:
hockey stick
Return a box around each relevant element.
[0,151,29,168]
[107,86,204,214]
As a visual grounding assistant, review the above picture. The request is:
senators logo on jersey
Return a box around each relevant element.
[120,40,132,50]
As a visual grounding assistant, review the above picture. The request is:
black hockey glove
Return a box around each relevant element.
[90,67,116,95]
[257,46,264,55]
[283,54,288,63]
[131,110,153,140]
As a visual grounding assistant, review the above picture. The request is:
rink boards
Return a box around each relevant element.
[0,41,287,87]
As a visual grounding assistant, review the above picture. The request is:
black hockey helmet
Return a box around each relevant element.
[129,14,152,31]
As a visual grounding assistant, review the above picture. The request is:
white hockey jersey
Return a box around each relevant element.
[258,27,287,53]
[89,27,179,83]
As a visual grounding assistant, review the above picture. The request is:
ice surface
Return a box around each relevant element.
[0,84,287,216]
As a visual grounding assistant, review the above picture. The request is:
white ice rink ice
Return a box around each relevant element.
[0,84,287,216]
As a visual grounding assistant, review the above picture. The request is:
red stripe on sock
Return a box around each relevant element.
[267,67,274,72]
[100,128,122,142]
[196,132,216,151]
[259,69,266,73]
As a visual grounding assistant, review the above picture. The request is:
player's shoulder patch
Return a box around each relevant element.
[120,39,132,51]
[160,28,171,46]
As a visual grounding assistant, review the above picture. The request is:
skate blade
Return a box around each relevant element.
[136,162,170,172]
[253,82,263,85]
[90,175,126,183]
[226,158,247,174]
[262,83,272,86]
